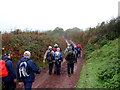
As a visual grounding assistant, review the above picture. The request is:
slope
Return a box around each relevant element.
[77,38,119,89]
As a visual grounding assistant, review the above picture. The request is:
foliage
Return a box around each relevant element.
[65,17,120,51]
[77,39,119,88]
[1,16,120,88]
[97,59,120,89]
[2,30,66,69]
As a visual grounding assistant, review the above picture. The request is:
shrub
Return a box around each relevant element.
[97,59,120,89]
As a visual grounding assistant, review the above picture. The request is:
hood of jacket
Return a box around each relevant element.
[2,57,12,61]
[20,56,30,62]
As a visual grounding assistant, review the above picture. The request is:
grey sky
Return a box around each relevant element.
[0,0,119,32]
[118,1,120,16]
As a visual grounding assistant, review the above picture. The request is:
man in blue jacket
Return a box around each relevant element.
[2,53,17,90]
[54,48,63,75]
[17,51,40,90]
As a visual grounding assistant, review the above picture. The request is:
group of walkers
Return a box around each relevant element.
[1,51,40,90]
[43,44,63,75]
[43,43,82,77]
[0,42,82,90]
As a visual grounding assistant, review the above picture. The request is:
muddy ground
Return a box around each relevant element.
[32,56,84,88]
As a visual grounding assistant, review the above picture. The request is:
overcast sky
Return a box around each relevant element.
[0,0,119,32]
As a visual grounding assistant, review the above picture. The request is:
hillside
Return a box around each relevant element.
[76,17,120,89]
[77,37,119,89]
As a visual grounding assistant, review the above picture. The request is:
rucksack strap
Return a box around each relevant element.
[4,59,10,62]
[25,59,30,66]
[20,58,30,66]
[26,59,30,62]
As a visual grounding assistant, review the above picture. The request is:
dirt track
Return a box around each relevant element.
[32,56,84,88]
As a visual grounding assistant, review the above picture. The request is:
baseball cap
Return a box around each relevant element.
[48,46,52,49]
[54,44,58,47]
[24,51,31,55]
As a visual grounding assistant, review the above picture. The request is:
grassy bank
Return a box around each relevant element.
[77,38,119,89]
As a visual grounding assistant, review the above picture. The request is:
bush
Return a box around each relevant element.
[97,59,120,89]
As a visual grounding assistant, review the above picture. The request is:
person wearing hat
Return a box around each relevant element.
[65,47,76,77]
[43,46,55,75]
[17,51,40,90]
[53,44,59,52]
[53,48,63,75]
[2,53,17,90]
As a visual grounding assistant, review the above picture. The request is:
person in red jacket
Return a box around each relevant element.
[76,44,82,58]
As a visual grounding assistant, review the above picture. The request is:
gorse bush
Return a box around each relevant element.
[2,30,66,69]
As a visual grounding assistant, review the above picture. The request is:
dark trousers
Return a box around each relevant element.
[24,82,33,90]
[67,63,74,75]
[2,81,16,90]
[77,51,81,58]
[48,62,54,74]
[54,61,61,75]
[59,62,61,68]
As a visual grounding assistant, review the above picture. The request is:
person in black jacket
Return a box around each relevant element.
[2,53,17,90]
[17,51,40,90]
[65,47,76,77]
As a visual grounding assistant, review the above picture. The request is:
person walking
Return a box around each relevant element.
[43,46,55,75]
[70,43,75,51]
[1,53,17,90]
[17,51,40,90]
[54,48,63,75]
[76,44,83,58]
[53,44,59,52]
[74,46,78,62]
[65,47,76,77]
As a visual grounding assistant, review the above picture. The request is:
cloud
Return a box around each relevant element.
[0,0,119,32]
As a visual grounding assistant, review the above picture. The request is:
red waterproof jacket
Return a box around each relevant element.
[77,44,82,51]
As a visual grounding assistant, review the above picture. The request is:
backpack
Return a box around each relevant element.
[53,48,57,52]
[66,51,76,63]
[0,60,9,77]
[19,59,30,78]
[54,51,60,60]
[54,51,61,65]
[74,49,78,54]
[46,51,54,62]
[77,47,81,51]
[70,44,74,51]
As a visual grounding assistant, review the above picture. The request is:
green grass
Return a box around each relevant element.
[77,38,118,88]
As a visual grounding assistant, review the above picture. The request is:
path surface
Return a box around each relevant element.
[32,56,84,88]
